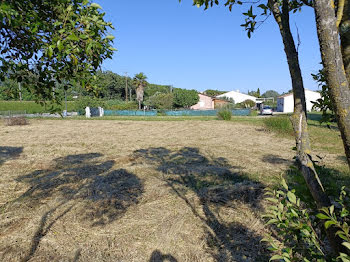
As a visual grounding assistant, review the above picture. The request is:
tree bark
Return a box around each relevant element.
[340,0,350,78]
[268,0,330,207]
[269,0,341,254]
[314,0,350,169]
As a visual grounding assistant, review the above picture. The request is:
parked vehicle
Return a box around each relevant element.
[260,105,273,115]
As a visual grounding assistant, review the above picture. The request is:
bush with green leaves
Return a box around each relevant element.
[74,96,106,115]
[311,69,335,124]
[263,178,350,261]
[144,92,174,109]
[217,108,232,120]
[318,187,350,262]
[173,88,199,108]
[104,100,138,110]
[263,116,293,136]
[241,99,256,108]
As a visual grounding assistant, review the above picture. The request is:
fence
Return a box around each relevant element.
[104,110,157,116]
[0,110,27,117]
[103,109,251,117]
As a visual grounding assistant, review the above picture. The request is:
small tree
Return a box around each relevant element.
[145,92,174,109]
[133,73,148,110]
[0,0,115,103]
[241,99,256,108]
[173,88,199,108]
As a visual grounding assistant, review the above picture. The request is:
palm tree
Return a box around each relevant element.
[133,72,148,110]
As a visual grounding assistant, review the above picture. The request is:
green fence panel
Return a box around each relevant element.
[104,109,251,117]
[104,110,157,116]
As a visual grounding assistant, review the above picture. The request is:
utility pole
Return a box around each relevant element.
[64,90,68,117]
[124,72,128,102]
[18,82,22,102]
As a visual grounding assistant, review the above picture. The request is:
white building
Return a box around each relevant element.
[277,90,321,113]
[216,90,257,104]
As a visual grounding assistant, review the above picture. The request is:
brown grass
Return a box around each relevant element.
[4,117,28,126]
[0,119,347,261]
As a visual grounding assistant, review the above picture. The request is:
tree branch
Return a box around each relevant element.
[336,0,345,28]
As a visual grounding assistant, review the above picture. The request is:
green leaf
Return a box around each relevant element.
[90,3,102,9]
[105,35,115,40]
[57,40,63,51]
[266,197,278,203]
[281,179,288,190]
[316,213,329,220]
[67,33,79,41]
[342,242,350,250]
[325,220,336,229]
[48,46,53,58]
[270,255,284,261]
[287,191,296,204]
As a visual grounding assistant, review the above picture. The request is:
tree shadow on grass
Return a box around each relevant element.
[12,153,144,261]
[134,147,269,262]
[0,146,23,166]
[149,250,178,262]
[262,154,292,165]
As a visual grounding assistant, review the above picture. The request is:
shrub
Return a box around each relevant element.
[4,116,28,126]
[74,97,106,115]
[249,110,259,116]
[217,109,232,121]
[263,116,293,136]
[263,179,350,261]
[173,88,199,108]
[144,92,174,109]
[241,99,256,108]
[105,100,138,110]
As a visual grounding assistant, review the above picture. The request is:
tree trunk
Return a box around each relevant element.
[268,0,330,207]
[314,0,350,169]
[340,0,350,79]
[269,0,341,254]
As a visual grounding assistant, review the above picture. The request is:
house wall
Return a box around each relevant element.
[283,95,294,113]
[277,91,321,113]
[217,91,257,104]
[305,90,321,112]
[190,94,214,110]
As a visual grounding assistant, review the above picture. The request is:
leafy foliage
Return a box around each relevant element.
[73,96,106,115]
[239,99,256,109]
[145,92,174,109]
[263,116,293,136]
[133,73,148,109]
[182,0,313,38]
[0,0,115,103]
[217,108,232,120]
[262,90,280,99]
[104,100,138,110]
[311,69,335,124]
[204,89,227,97]
[145,84,172,97]
[264,180,350,261]
[248,88,261,98]
[263,179,326,261]
[173,88,199,108]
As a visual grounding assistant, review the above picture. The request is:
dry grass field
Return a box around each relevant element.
[0,118,347,262]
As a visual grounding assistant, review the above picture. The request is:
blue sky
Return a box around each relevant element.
[95,0,321,95]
